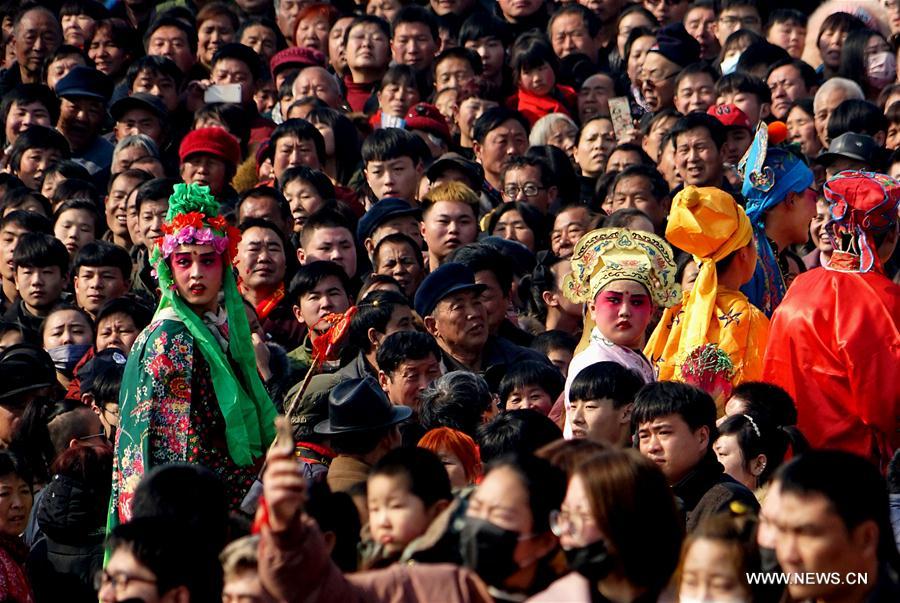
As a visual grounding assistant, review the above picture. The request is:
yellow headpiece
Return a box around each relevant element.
[563,228,680,307]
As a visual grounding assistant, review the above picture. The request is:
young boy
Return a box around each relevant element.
[79,348,126,440]
[365,447,451,563]
[361,128,426,204]
[568,361,644,447]
[6,232,69,332]
[297,206,359,280]
[287,260,352,374]
[72,241,131,319]
[498,360,564,416]
[715,72,771,126]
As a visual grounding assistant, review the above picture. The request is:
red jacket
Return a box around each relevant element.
[506,84,577,126]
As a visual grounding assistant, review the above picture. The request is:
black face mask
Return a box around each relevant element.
[563,539,614,582]
[459,517,520,586]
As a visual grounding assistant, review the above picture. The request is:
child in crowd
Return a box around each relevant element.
[507,35,576,126]
[562,227,680,438]
[52,199,100,258]
[568,361,644,447]
[498,360,564,416]
[364,447,452,566]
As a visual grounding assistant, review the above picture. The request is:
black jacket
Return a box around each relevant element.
[673,451,759,533]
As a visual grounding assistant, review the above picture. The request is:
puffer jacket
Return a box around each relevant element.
[27,474,106,603]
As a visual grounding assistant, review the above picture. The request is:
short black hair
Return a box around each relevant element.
[8,126,71,172]
[775,450,899,567]
[143,15,197,55]
[530,329,576,356]
[766,8,807,31]
[674,61,718,91]
[477,410,563,464]
[765,58,819,91]
[269,119,326,166]
[52,199,100,234]
[498,361,564,408]
[134,177,177,213]
[373,233,424,266]
[49,178,100,207]
[1,188,52,218]
[631,382,716,443]
[670,112,726,150]
[371,447,451,508]
[511,34,559,79]
[445,243,512,295]
[0,210,51,235]
[0,84,60,142]
[376,330,440,376]
[459,13,512,47]
[570,362,644,410]
[826,99,889,142]
[13,232,68,273]
[391,5,438,41]
[95,295,153,333]
[73,240,131,280]
[298,205,356,250]
[361,127,426,166]
[736,42,790,76]
[347,289,411,354]
[473,107,530,145]
[716,72,772,104]
[279,166,335,200]
[126,55,184,90]
[288,260,351,304]
[344,14,391,45]
[548,3,600,39]
[434,46,483,76]
[237,186,292,225]
[43,159,91,183]
[730,381,798,426]
[211,42,263,82]
[613,164,670,202]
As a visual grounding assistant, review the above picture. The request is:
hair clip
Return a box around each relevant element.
[743,414,761,438]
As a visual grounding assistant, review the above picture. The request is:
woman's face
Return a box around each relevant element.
[310,121,336,157]
[43,309,93,349]
[283,179,325,231]
[680,260,699,293]
[589,279,652,349]
[546,119,578,160]
[574,118,616,178]
[809,198,833,254]
[0,474,32,537]
[170,244,224,313]
[296,14,331,55]
[557,474,604,551]
[436,447,469,490]
[786,105,821,158]
[617,13,654,57]
[679,538,751,603]
[818,27,847,70]
[377,82,420,118]
[713,434,756,490]
[492,209,536,251]
[626,35,656,85]
[198,14,236,66]
[88,28,129,78]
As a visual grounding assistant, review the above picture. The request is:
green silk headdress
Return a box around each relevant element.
[150,183,276,465]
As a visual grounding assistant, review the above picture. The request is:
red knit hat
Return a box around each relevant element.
[179,127,241,166]
[404,103,451,143]
[269,47,326,76]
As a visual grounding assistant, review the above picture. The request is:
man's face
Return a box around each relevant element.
[239,195,290,236]
[98,548,165,603]
[498,0,543,21]
[147,26,195,74]
[551,206,591,258]
[473,269,508,334]
[365,156,422,202]
[180,153,228,196]
[114,108,163,145]
[276,0,303,39]
[637,412,708,484]
[577,74,614,123]
[58,96,105,153]
[346,23,390,74]
[610,175,665,229]
[428,290,488,354]
[211,58,254,105]
[640,52,679,112]
[392,22,438,72]
[473,119,528,182]
[434,57,475,93]
[4,100,51,146]
[74,265,127,316]
[107,175,142,238]
[716,6,762,46]
[370,216,423,250]
[299,227,357,279]
[131,68,179,112]
[241,23,278,62]
[674,72,716,115]
[464,37,504,80]
[550,13,597,62]
[814,88,850,146]
[138,198,168,243]
[429,0,474,16]
[684,6,719,60]
[421,201,477,263]
[223,569,274,603]
[0,224,26,281]
[381,354,442,410]
[774,492,875,602]
[273,135,321,181]
[14,9,60,77]
[292,275,350,336]
[675,127,722,186]
[502,164,553,214]
[374,240,424,297]
[723,128,753,165]
[768,65,810,121]
[237,226,287,291]
[293,67,342,108]
[15,265,65,314]
[16,147,61,190]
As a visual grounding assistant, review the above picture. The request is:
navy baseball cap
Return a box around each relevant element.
[79,347,127,395]
[414,262,486,317]
[356,197,421,243]
[56,66,113,102]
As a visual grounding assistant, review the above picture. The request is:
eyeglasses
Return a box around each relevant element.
[549,509,595,538]
[719,16,761,28]
[77,430,108,442]
[94,570,157,592]
[503,183,545,198]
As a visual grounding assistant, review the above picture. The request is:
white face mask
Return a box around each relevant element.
[866,51,897,88]
[720,53,741,75]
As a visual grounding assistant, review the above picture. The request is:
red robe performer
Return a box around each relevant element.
[762,171,900,469]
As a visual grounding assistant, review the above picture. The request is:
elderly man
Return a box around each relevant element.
[0,7,61,95]
[415,262,547,374]
[292,66,344,109]
[55,66,113,179]
[813,78,864,147]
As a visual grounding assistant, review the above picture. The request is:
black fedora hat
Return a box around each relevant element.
[314,376,412,435]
